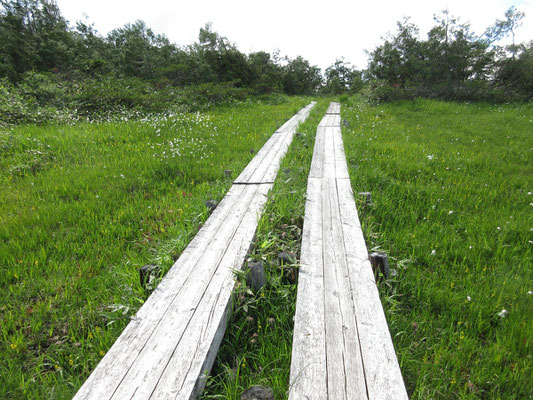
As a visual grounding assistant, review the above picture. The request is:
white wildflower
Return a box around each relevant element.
[498,309,508,318]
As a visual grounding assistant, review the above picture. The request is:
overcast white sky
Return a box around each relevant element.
[55,0,533,72]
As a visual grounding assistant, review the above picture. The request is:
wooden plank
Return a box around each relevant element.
[235,102,315,184]
[325,103,336,114]
[336,178,409,400]
[151,184,272,398]
[289,178,327,400]
[261,130,296,182]
[73,184,249,400]
[291,102,408,400]
[106,184,262,399]
[321,177,367,398]
[246,131,288,183]
[308,126,325,179]
[321,126,336,178]
[234,132,283,184]
[254,102,315,182]
[333,126,349,179]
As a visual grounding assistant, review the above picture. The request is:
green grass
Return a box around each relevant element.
[2,96,531,399]
[0,98,309,399]
[200,99,331,399]
[341,98,533,399]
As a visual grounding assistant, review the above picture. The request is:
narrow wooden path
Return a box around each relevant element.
[74,102,315,400]
[289,103,408,399]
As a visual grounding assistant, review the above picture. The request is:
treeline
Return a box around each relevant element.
[366,9,532,101]
[0,0,328,123]
[0,1,532,125]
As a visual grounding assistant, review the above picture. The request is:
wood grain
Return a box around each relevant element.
[290,102,408,400]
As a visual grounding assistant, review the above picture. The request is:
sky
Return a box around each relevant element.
[55,0,533,72]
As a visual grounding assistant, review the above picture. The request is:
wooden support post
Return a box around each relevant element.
[358,192,372,204]
[246,261,266,291]
[139,264,158,289]
[241,385,274,400]
[205,200,218,212]
[278,251,296,265]
[369,252,390,279]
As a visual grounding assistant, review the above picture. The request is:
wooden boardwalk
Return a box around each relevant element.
[289,103,408,400]
[73,102,315,400]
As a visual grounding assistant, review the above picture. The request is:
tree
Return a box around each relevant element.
[323,58,363,94]
[0,0,73,80]
[484,6,525,58]
[367,11,496,100]
[367,18,423,88]
[248,51,283,93]
[494,41,533,99]
[107,20,175,79]
[282,56,322,95]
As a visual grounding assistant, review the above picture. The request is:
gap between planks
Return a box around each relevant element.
[289,102,408,400]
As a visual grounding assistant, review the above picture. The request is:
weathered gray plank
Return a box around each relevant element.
[289,178,327,400]
[108,184,260,399]
[235,102,315,184]
[332,126,350,179]
[321,177,367,398]
[73,184,249,400]
[234,131,284,184]
[336,179,409,400]
[321,126,336,178]
[290,102,407,400]
[149,184,272,399]
[308,126,325,179]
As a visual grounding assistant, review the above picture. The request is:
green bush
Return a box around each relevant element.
[73,76,175,115]
[178,82,253,109]
[19,72,69,107]
[0,78,56,125]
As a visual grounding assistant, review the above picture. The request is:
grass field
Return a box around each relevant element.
[1,97,531,399]
[0,98,308,399]
[341,98,533,399]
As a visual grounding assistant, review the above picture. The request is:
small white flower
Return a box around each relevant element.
[527,291,532,295]
[431,249,436,256]
[498,309,508,318]
[497,227,501,230]
[467,296,472,302]
[427,155,434,160]
[448,210,454,215]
